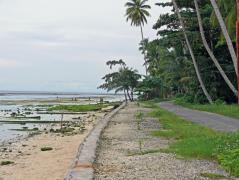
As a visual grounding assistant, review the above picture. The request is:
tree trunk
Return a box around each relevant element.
[140,24,148,75]
[124,89,128,103]
[131,90,134,101]
[194,0,237,96]
[126,89,132,101]
[209,0,238,75]
[172,0,213,104]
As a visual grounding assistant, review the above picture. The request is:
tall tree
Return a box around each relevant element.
[125,0,151,74]
[209,0,238,75]
[194,0,237,96]
[172,0,213,104]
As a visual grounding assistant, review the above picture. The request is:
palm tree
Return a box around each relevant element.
[99,60,141,102]
[172,0,213,104]
[193,0,237,97]
[209,0,238,75]
[125,0,151,74]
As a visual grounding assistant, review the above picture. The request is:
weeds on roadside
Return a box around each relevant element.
[149,106,239,177]
[135,111,144,130]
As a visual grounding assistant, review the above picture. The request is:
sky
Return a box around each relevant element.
[0,0,170,93]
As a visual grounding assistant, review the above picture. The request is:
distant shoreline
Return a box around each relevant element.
[0,91,123,96]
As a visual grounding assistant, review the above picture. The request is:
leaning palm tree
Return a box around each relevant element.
[193,0,237,97]
[125,0,151,74]
[209,0,238,75]
[172,0,213,104]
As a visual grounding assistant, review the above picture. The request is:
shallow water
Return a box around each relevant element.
[0,93,124,144]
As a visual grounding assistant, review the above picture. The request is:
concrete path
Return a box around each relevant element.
[159,102,239,132]
[64,103,126,180]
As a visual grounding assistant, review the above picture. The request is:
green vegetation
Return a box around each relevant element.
[135,111,144,130]
[99,60,141,102]
[49,104,108,112]
[41,147,53,151]
[200,172,226,179]
[148,104,239,176]
[1,161,14,166]
[174,98,239,119]
[125,0,151,73]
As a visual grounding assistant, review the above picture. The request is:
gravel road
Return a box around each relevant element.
[94,103,228,180]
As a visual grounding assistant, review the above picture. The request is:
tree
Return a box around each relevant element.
[172,0,213,104]
[98,60,141,102]
[136,76,165,100]
[194,0,237,96]
[209,0,238,75]
[125,0,151,74]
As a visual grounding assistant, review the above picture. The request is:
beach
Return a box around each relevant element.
[0,93,122,180]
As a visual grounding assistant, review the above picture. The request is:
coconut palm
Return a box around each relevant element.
[209,0,238,75]
[172,0,213,104]
[125,0,151,74]
[193,0,237,97]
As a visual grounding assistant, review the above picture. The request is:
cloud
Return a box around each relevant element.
[0,0,170,92]
[0,58,25,68]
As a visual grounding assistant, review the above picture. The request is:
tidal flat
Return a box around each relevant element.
[0,94,122,180]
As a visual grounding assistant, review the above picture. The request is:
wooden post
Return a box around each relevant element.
[60,114,63,131]
[237,0,239,104]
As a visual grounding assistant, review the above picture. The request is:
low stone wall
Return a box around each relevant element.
[64,102,126,180]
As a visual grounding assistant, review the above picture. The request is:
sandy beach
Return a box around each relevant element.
[0,112,105,180]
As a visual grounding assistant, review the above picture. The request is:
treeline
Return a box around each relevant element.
[100,0,238,104]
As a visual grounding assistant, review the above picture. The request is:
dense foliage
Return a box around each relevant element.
[139,0,237,103]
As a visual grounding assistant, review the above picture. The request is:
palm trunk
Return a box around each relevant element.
[209,0,238,75]
[194,0,237,96]
[127,89,132,101]
[131,90,134,101]
[124,89,128,103]
[172,0,213,104]
[140,24,148,75]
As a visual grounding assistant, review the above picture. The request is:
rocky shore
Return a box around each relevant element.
[0,111,106,180]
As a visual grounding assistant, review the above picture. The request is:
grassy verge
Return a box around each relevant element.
[147,103,239,177]
[174,99,239,119]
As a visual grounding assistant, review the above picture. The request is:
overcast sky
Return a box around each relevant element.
[0,0,169,93]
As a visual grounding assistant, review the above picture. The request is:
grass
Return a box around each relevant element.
[48,102,120,112]
[175,99,239,119]
[200,172,226,179]
[146,103,239,177]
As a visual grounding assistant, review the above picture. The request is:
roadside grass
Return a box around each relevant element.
[174,99,239,120]
[147,104,239,177]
